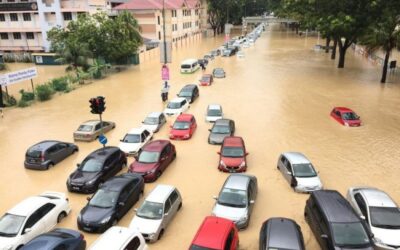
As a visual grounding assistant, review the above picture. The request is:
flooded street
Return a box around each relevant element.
[1,25,400,249]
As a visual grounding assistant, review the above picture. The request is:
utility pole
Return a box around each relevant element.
[162,0,167,65]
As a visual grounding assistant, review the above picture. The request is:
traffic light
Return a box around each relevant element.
[89,98,99,114]
[97,96,106,114]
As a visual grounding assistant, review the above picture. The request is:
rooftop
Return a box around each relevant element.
[114,0,199,10]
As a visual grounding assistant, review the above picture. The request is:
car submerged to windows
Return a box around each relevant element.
[21,228,86,250]
[208,119,235,145]
[206,104,223,122]
[218,136,248,173]
[141,112,166,133]
[73,120,115,142]
[169,114,197,140]
[164,97,190,116]
[118,128,153,156]
[212,68,226,78]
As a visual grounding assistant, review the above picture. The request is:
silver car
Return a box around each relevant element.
[347,187,400,249]
[206,104,223,122]
[129,185,182,243]
[73,120,115,142]
[277,152,323,193]
[212,68,226,78]
[211,174,257,229]
[141,112,166,133]
[208,119,235,145]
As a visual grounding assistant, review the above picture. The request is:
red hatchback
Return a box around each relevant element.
[218,136,248,173]
[128,140,176,182]
[189,216,239,250]
[199,74,213,86]
[170,114,197,140]
[330,107,361,127]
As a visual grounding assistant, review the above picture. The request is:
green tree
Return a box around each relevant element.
[88,59,111,79]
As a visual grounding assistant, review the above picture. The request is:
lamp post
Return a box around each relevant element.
[162,0,167,65]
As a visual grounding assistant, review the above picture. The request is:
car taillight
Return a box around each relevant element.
[41,152,45,162]
[79,233,84,240]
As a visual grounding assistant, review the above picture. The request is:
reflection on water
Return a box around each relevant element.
[1,24,400,250]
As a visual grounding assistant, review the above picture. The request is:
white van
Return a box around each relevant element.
[89,226,148,250]
[180,59,200,73]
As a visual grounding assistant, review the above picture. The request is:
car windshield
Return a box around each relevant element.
[342,112,359,120]
[370,207,400,229]
[144,117,158,125]
[80,158,103,172]
[89,189,119,208]
[201,76,210,82]
[136,201,164,220]
[138,151,160,163]
[190,245,217,250]
[222,147,244,158]
[122,134,141,143]
[173,121,190,130]
[207,109,222,117]
[211,125,230,134]
[167,102,182,109]
[26,149,41,158]
[78,125,93,132]
[0,213,25,237]
[293,164,317,178]
[179,91,192,97]
[181,64,191,69]
[218,188,247,208]
[331,222,370,246]
[214,69,223,74]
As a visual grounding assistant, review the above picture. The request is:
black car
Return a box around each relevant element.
[25,140,78,170]
[259,218,305,250]
[21,228,86,250]
[77,173,144,233]
[67,147,127,193]
[177,84,199,103]
[208,119,235,145]
[198,58,209,66]
[304,190,374,250]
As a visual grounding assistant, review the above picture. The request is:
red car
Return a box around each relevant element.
[128,140,176,182]
[189,216,239,250]
[199,74,213,86]
[169,114,197,140]
[218,136,248,173]
[330,107,361,126]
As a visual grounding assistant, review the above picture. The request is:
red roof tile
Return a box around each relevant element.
[114,0,199,10]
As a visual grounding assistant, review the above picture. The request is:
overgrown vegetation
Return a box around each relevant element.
[35,84,54,101]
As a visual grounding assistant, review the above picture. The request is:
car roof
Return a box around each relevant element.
[176,113,194,122]
[224,174,253,190]
[81,120,101,126]
[147,112,162,118]
[357,188,397,208]
[215,119,232,125]
[30,140,62,151]
[182,59,197,64]
[101,173,142,192]
[88,146,120,161]
[8,195,53,216]
[282,152,311,165]
[213,68,223,71]
[181,84,197,90]
[192,216,233,249]
[263,218,302,249]
[203,74,212,77]
[127,127,147,134]
[145,185,175,203]
[23,228,81,249]
[90,226,142,250]
[170,97,186,103]
[312,190,360,223]
[223,136,244,147]
[142,140,170,152]
[334,107,353,112]
[208,104,221,110]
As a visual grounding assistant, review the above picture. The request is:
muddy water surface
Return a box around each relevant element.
[1,25,400,250]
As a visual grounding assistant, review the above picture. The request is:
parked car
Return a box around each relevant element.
[212,174,257,229]
[347,187,400,249]
[129,185,182,242]
[67,147,127,193]
[78,173,144,233]
[118,128,153,156]
[189,216,239,250]
[330,107,361,126]
[204,53,214,61]
[89,226,147,250]
[199,74,213,86]
[21,228,86,250]
[213,68,226,78]
[169,114,197,140]
[277,152,323,193]
[24,140,78,170]
[129,140,176,182]
[206,104,223,122]
[177,84,199,103]
[73,120,115,142]
[0,192,71,250]
[222,49,235,57]
[211,49,221,56]
[198,58,209,66]
[259,218,305,250]
[242,42,250,48]
[218,136,248,173]
[304,190,374,250]
[141,112,167,133]
[208,119,235,145]
[164,97,190,116]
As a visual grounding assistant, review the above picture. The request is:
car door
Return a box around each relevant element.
[279,156,291,183]
[230,121,235,135]
[37,203,57,232]
[191,117,197,134]
[143,130,152,144]
[354,193,369,222]
[94,122,102,137]
[224,229,234,250]
[159,146,169,171]
[103,156,116,180]
[56,143,69,162]
[102,122,111,133]
[116,185,131,219]
[166,190,180,227]
[124,235,142,250]
[21,209,46,244]
[162,199,172,228]
[46,146,58,164]
[182,99,188,111]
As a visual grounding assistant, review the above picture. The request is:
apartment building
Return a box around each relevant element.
[0,0,129,52]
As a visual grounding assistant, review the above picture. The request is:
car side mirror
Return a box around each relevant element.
[217,152,221,155]
[133,155,138,160]
[287,171,292,175]
[134,208,138,212]
[164,212,169,216]
[213,195,218,200]
[360,215,366,220]
[245,152,249,156]
[87,197,91,201]
[176,94,179,97]
[142,121,144,124]
[170,125,173,128]
[76,163,80,168]
[321,234,328,239]
[120,139,123,142]
[24,228,32,234]
[208,129,211,132]
[118,202,125,206]
[249,200,255,204]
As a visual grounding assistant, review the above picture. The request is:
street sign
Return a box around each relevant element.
[98,135,107,145]
[161,64,169,80]
[0,67,37,86]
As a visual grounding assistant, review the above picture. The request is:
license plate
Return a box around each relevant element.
[83,227,91,231]
[72,186,80,190]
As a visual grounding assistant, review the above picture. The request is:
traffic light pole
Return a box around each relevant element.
[99,113,104,148]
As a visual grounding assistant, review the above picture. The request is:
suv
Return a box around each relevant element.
[190,216,239,250]
[259,218,305,250]
[24,140,78,170]
[304,190,374,250]
[129,185,182,242]
[212,174,257,229]
[67,147,127,193]
[177,84,199,103]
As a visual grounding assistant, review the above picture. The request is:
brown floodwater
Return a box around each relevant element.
[1,24,400,250]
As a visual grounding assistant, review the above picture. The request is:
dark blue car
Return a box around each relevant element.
[21,228,86,250]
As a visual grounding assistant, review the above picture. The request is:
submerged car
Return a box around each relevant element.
[118,127,153,156]
[21,228,86,250]
[277,152,323,193]
[208,119,235,145]
[206,104,223,122]
[177,84,199,103]
[24,140,78,170]
[259,218,305,250]
[199,74,213,86]
[141,112,167,133]
[73,120,115,142]
[218,136,248,173]
[212,68,226,78]
[88,226,148,250]
[169,114,197,140]
[164,97,190,116]
[330,107,361,126]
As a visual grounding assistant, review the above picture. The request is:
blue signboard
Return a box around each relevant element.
[98,135,107,145]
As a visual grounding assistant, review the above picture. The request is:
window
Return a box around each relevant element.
[224,230,234,250]
[143,130,150,138]
[13,32,21,40]
[158,31,161,40]
[10,13,18,21]
[26,32,34,40]
[0,14,5,22]
[354,193,368,221]
[169,190,179,204]
[47,146,58,155]
[23,13,31,21]
[164,200,171,213]
[0,33,8,40]
[63,12,72,21]
[94,123,101,131]
[38,203,56,218]
[157,16,160,25]
[125,236,141,250]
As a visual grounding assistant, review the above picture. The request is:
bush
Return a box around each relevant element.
[17,99,29,108]
[35,84,53,101]
[5,95,17,106]
[0,63,6,71]
[19,89,35,102]
[51,77,68,92]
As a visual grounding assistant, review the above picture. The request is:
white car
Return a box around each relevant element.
[0,192,71,250]
[237,51,245,58]
[206,104,223,122]
[141,112,167,133]
[89,226,148,250]
[118,128,153,156]
[129,185,182,243]
[164,97,190,116]
[242,42,250,48]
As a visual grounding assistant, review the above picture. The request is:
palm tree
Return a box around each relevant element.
[55,42,92,73]
[88,59,110,79]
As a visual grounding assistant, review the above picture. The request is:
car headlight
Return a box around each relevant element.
[238,215,248,222]
[239,161,246,167]
[220,160,226,167]
[146,169,156,175]
[148,233,156,239]
[4,245,13,250]
[344,122,349,126]
[77,213,82,221]
[184,134,190,138]
[100,215,112,224]
[86,179,96,185]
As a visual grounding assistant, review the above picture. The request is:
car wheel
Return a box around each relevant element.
[178,202,182,211]
[57,212,67,223]
[73,148,79,153]
[47,163,54,170]
[111,219,118,226]
[122,162,127,169]
[156,171,162,179]
[158,229,164,240]
[277,165,280,170]
[172,153,176,160]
